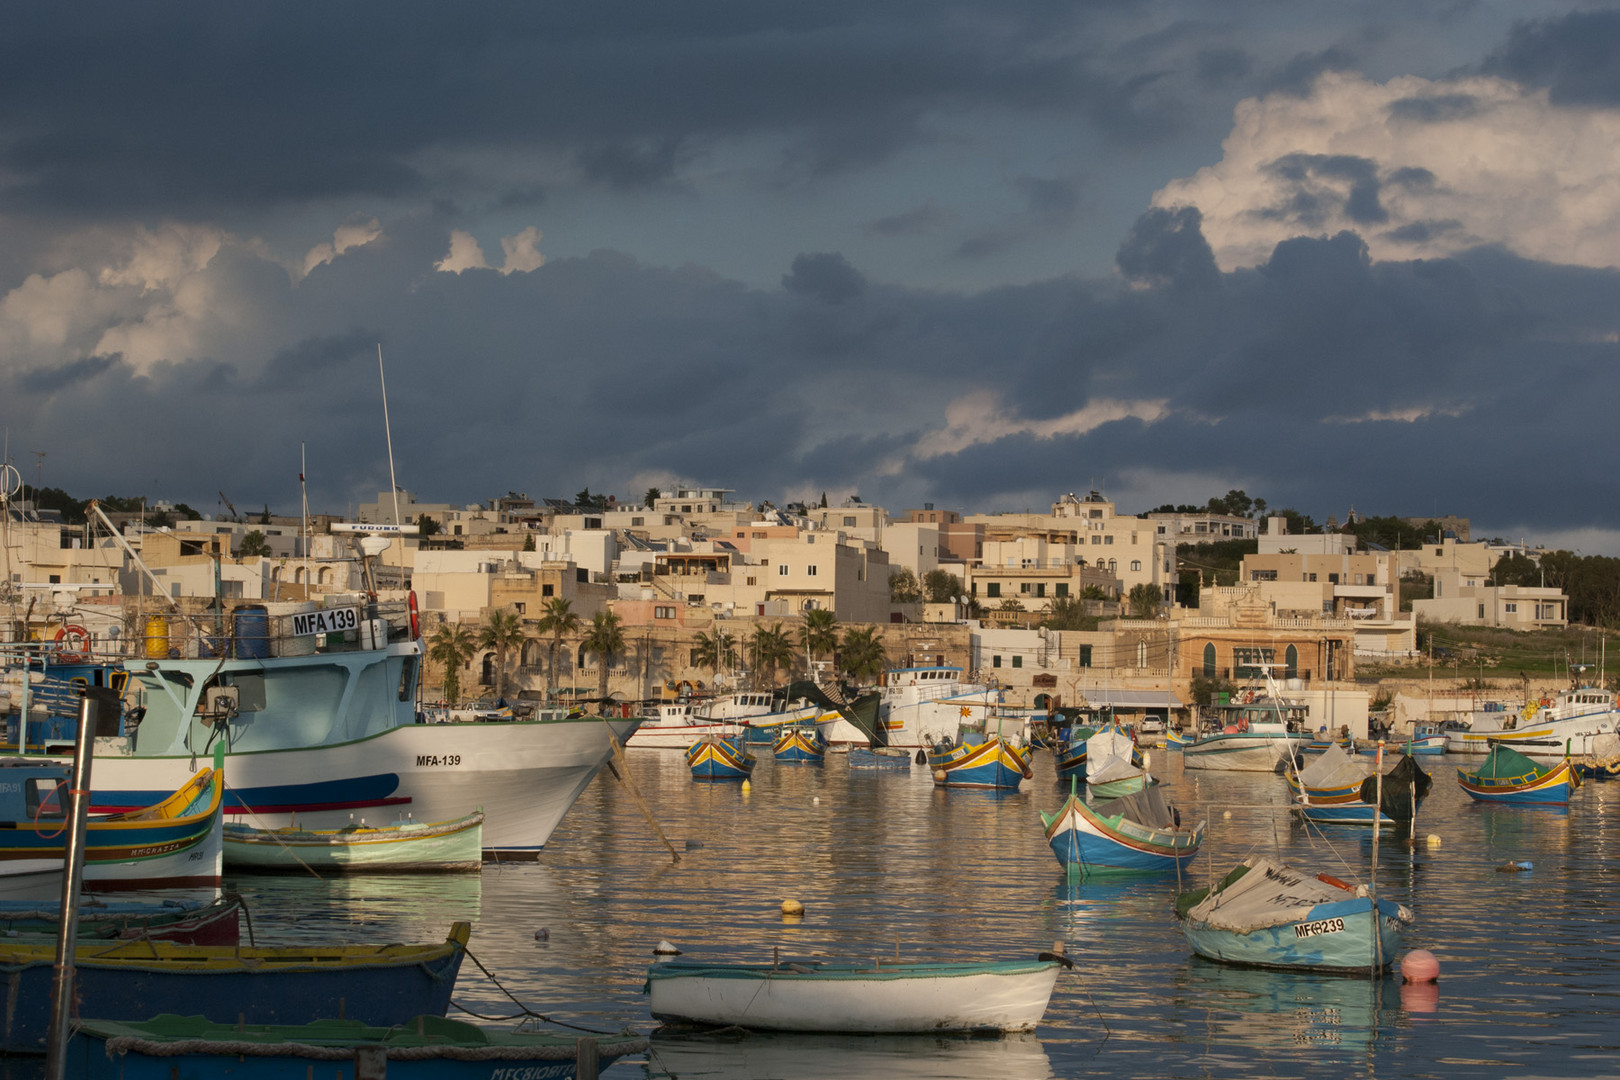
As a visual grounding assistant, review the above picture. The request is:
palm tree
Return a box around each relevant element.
[581,610,626,707]
[745,623,795,688]
[426,621,475,705]
[837,625,888,684]
[799,608,840,680]
[535,597,581,705]
[692,627,737,688]
[478,607,527,702]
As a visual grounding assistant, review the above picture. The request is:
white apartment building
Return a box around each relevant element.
[966,491,1174,601]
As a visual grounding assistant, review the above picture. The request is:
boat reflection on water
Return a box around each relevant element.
[1173,959,1399,1058]
[227,869,483,945]
[648,1030,1053,1080]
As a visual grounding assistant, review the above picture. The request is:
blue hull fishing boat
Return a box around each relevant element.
[1042,785,1202,875]
[685,734,757,780]
[1176,859,1411,974]
[0,923,470,1053]
[927,734,1033,790]
[1053,735,1091,780]
[1458,744,1580,804]
[772,726,827,764]
[848,746,911,770]
[69,1014,647,1079]
[1294,749,1432,827]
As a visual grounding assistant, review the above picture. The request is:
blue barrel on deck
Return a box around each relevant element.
[233,605,271,659]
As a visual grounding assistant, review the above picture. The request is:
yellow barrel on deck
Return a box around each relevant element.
[143,615,169,660]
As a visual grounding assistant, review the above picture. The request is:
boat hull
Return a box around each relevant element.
[848,747,911,770]
[771,728,826,764]
[646,958,1060,1033]
[1457,757,1579,804]
[927,738,1032,790]
[1042,795,1202,875]
[685,736,756,780]
[1292,799,1395,827]
[1181,897,1408,973]
[223,811,484,873]
[630,720,741,750]
[0,923,469,1054]
[1181,732,1303,772]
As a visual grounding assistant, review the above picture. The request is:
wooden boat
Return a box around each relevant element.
[1084,726,1150,798]
[1164,729,1191,751]
[1457,743,1580,804]
[1285,743,1367,805]
[223,810,484,873]
[0,921,470,1053]
[69,1013,647,1079]
[685,734,756,781]
[1182,680,1308,772]
[1042,784,1203,875]
[0,751,223,900]
[629,702,742,750]
[927,733,1033,790]
[1053,728,1096,780]
[771,726,827,764]
[645,953,1065,1033]
[1293,749,1433,827]
[0,894,240,945]
[1176,858,1412,974]
[848,745,911,770]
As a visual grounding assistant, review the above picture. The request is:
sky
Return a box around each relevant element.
[3,3,1620,552]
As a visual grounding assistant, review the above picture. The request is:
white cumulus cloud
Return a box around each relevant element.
[435,230,490,274]
[1152,71,1620,271]
[901,390,1168,467]
[499,226,545,274]
[302,218,383,277]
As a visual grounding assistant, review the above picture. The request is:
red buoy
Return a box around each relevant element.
[1402,949,1440,983]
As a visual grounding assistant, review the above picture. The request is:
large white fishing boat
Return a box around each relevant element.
[1181,685,1308,772]
[821,665,999,748]
[626,702,742,750]
[1446,687,1619,758]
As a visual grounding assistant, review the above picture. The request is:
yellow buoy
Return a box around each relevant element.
[1222,810,1232,819]
[1426,834,1442,847]
[781,899,805,916]
[741,780,752,794]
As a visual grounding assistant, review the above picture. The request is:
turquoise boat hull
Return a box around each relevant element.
[1181,895,1408,973]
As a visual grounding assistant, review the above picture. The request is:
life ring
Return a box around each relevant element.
[54,624,90,662]
[408,590,421,640]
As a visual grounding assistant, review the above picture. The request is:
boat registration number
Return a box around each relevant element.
[415,754,462,767]
[291,606,361,636]
[1294,918,1345,938]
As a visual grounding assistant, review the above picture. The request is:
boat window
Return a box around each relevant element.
[398,656,418,701]
[26,778,65,819]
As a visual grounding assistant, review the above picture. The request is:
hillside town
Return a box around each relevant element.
[2,484,1580,743]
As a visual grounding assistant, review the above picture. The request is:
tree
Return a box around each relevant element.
[522,533,535,552]
[1039,595,1096,632]
[888,568,922,603]
[922,570,964,604]
[643,488,661,508]
[692,627,738,686]
[573,488,608,512]
[259,504,272,525]
[1127,583,1162,618]
[427,621,475,705]
[535,598,581,704]
[416,514,442,537]
[478,608,527,701]
[238,530,270,558]
[799,608,839,677]
[581,610,626,705]
[745,623,795,688]
[837,625,888,682]
[1491,552,1541,587]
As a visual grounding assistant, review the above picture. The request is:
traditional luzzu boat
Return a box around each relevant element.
[771,725,827,764]
[1164,728,1192,751]
[1293,751,1432,827]
[222,810,484,873]
[1457,743,1580,804]
[1042,783,1203,875]
[0,922,471,1053]
[685,734,757,781]
[1176,858,1412,974]
[69,1013,648,1079]
[847,745,911,770]
[1285,743,1368,806]
[0,893,240,945]
[645,951,1067,1033]
[927,731,1033,790]
[4,585,640,858]
[0,750,223,900]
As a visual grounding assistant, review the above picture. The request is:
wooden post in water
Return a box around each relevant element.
[576,1037,600,1080]
[605,725,681,863]
[46,686,117,1078]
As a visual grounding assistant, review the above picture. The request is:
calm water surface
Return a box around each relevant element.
[21,748,1620,1078]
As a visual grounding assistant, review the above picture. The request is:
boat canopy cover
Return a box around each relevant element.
[1474,744,1549,780]
[1085,728,1141,784]
[1297,744,1367,790]
[1359,754,1433,820]
[1184,858,1362,931]
[780,681,885,746]
[1093,786,1179,830]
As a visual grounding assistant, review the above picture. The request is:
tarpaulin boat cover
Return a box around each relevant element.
[1358,753,1433,820]
[1297,744,1367,790]
[1093,786,1179,829]
[1184,858,1364,931]
[1086,728,1142,785]
[1472,744,1548,780]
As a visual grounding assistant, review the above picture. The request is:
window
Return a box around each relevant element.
[992,655,1002,668]
[1020,583,1031,594]
[1055,583,1068,598]
[1091,535,1102,545]
[843,516,856,527]
[1435,547,1444,556]
[807,566,818,576]
[1035,584,1046,598]
[778,565,789,576]
[542,583,554,596]
[512,603,525,614]
[1130,560,1142,572]
[1250,570,1278,581]
[1202,642,1216,678]
[1328,573,1339,584]
[48,574,60,584]
[1505,602,1517,613]
[1079,645,1093,667]
[654,606,675,619]
[1011,656,1022,668]
[1104,535,1113,545]
[1233,647,1275,679]
[1285,644,1298,680]
[746,577,757,586]
[1306,573,1316,583]
[632,517,644,527]
[987,583,1001,598]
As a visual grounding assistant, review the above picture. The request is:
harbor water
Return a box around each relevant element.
[21,747,1620,1077]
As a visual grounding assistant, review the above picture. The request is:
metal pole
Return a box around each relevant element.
[46,685,115,1077]
[1371,740,1384,979]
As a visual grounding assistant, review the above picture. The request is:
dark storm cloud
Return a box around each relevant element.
[863,202,957,238]
[1483,9,1620,105]
[0,3,1197,217]
[1115,206,1219,291]
[955,174,1084,260]
[783,253,867,304]
[19,354,117,394]
[1195,47,1254,86]
[1387,94,1480,124]
[1263,154,1387,226]
[1382,219,1463,245]
[1263,46,1359,96]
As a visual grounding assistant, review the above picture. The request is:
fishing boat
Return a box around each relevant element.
[1294,753,1432,827]
[0,893,240,945]
[1181,689,1308,773]
[696,690,820,746]
[847,745,912,770]
[1446,687,1619,757]
[1164,728,1191,751]
[927,732,1033,790]
[0,921,470,1053]
[1042,783,1202,875]
[685,734,756,781]
[69,1013,648,1079]
[1457,743,1580,804]
[1574,731,1620,780]
[5,591,639,858]
[1175,858,1412,974]
[645,952,1066,1033]
[628,702,743,750]
[0,751,223,900]
[864,666,1001,749]
[222,810,484,873]
[1053,733,1091,780]
[1084,726,1150,799]
[1284,743,1367,806]
[772,725,827,764]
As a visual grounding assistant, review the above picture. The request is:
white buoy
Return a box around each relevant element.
[812,796,820,805]
[653,940,682,956]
